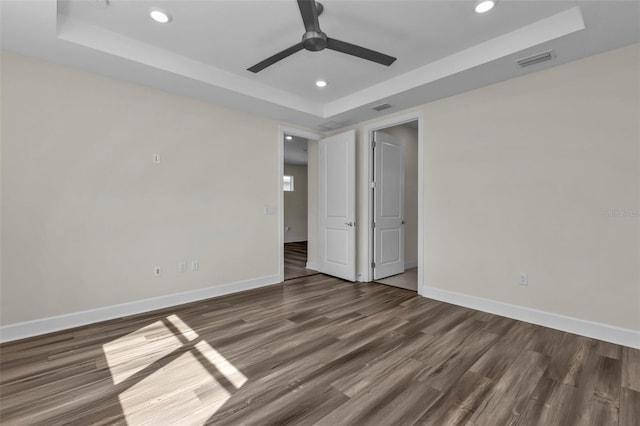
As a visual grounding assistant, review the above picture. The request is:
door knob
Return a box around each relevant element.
[401,220,406,224]
[345,221,355,227]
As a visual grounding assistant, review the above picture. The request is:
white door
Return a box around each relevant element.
[318,130,356,281]
[373,131,405,280]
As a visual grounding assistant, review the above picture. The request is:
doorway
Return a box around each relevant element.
[366,114,422,292]
[278,119,421,289]
[278,126,323,282]
[283,135,314,280]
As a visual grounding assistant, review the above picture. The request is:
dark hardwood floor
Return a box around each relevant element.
[284,241,317,281]
[1,274,638,425]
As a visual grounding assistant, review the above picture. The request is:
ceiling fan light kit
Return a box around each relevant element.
[247,0,397,73]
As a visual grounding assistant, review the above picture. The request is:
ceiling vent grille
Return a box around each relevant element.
[317,121,344,132]
[516,50,556,68]
[372,103,392,112]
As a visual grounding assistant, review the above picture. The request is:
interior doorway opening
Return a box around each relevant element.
[369,119,420,291]
[278,126,323,282]
[283,135,314,280]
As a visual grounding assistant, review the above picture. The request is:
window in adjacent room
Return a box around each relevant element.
[283,175,294,192]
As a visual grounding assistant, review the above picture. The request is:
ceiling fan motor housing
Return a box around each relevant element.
[302,31,328,51]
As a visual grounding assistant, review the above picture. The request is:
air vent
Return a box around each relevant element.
[372,103,392,112]
[317,121,344,132]
[516,50,556,68]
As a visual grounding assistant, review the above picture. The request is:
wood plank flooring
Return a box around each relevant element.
[375,267,418,291]
[1,274,638,425]
[284,241,317,281]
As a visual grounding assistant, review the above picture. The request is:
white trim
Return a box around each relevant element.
[0,274,280,343]
[363,111,424,286]
[421,286,640,350]
[417,116,424,298]
[55,7,584,120]
[58,15,323,117]
[405,260,418,270]
[323,7,584,117]
[306,262,318,271]
[277,125,324,284]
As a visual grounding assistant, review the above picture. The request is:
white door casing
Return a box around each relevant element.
[318,130,356,281]
[373,130,405,280]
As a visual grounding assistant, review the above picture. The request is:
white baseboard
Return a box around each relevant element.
[405,260,418,270]
[419,285,640,349]
[306,262,318,271]
[6,276,636,349]
[0,274,280,344]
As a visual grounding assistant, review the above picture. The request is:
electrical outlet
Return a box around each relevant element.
[519,272,528,286]
[178,261,187,273]
[154,266,162,277]
[191,260,199,272]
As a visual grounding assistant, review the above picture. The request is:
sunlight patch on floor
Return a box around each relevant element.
[102,320,182,385]
[167,314,199,341]
[118,351,231,425]
[102,315,249,421]
[195,340,248,389]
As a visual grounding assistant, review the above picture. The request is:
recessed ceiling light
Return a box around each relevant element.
[285,135,293,140]
[475,0,495,14]
[315,80,327,88]
[149,9,171,24]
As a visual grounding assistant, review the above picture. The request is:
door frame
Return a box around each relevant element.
[363,111,424,294]
[277,125,324,283]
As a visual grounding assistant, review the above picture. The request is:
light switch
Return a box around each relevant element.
[264,207,277,216]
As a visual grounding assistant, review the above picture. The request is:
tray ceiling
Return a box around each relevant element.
[2,1,639,130]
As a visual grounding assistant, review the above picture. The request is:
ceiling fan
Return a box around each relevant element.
[247,0,397,73]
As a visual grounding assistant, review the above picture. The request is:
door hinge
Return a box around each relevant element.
[370,181,376,189]
[371,262,376,268]
[372,140,377,149]
[372,222,376,229]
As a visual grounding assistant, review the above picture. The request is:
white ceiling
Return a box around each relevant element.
[283,135,309,166]
[2,1,639,131]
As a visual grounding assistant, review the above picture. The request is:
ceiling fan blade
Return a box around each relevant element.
[247,43,304,73]
[327,38,396,66]
[297,0,320,32]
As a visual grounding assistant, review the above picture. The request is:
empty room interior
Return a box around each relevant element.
[1,1,639,425]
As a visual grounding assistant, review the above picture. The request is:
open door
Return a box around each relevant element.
[373,130,405,280]
[318,130,356,281]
